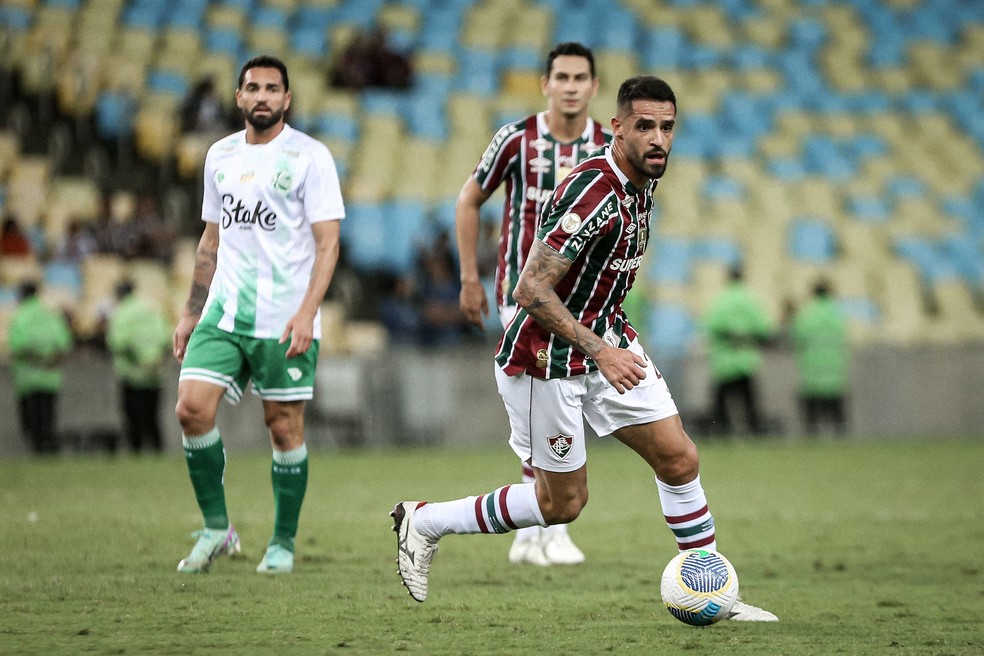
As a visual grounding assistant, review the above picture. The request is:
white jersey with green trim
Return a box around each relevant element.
[199,124,345,339]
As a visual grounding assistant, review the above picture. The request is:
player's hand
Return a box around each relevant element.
[280,311,315,358]
[459,279,489,329]
[592,345,648,394]
[172,314,199,363]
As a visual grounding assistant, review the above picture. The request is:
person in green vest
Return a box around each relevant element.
[791,278,849,435]
[7,281,74,454]
[703,265,774,436]
[106,280,173,453]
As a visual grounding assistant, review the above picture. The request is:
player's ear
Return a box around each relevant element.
[540,75,549,97]
[284,89,291,110]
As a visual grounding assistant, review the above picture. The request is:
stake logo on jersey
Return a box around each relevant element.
[496,149,656,379]
[473,112,613,309]
[199,124,345,340]
[221,194,277,231]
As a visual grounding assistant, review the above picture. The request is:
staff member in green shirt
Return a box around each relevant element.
[791,278,849,435]
[8,281,73,454]
[703,265,774,436]
[106,280,173,453]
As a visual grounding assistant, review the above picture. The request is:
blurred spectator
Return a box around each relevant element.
[92,192,140,257]
[106,280,172,453]
[130,194,175,263]
[52,219,97,264]
[790,278,849,436]
[418,234,467,347]
[0,216,33,256]
[379,272,423,345]
[703,265,774,436]
[7,281,74,454]
[180,77,234,135]
[330,27,413,91]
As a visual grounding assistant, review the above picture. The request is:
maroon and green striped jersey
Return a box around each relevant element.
[495,148,657,379]
[473,112,612,310]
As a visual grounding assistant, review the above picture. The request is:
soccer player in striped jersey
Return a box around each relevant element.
[394,76,777,621]
[455,42,612,566]
[172,55,345,575]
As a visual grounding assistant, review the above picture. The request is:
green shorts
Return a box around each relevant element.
[179,323,320,405]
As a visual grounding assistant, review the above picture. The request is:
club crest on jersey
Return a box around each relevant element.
[536,348,548,368]
[548,434,574,459]
[272,169,292,193]
[287,367,302,381]
[561,212,581,233]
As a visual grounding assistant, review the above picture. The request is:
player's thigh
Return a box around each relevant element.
[245,337,320,402]
[178,324,250,408]
[495,365,587,473]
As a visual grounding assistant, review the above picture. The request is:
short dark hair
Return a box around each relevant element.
[616,76,676,115]
[546,42,596,79]
[18,280,38,300]
[238,55,290,92]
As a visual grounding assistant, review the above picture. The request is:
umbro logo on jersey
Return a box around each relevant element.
[529,156,551,174]
[221,194,277,231]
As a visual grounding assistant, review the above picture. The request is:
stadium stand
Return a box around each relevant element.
[0,0,982,361]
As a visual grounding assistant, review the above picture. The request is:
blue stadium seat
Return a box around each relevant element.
[702,176,745,201]
[314,113,359,141]
[693,238,743,267]
[43,262,82,294]
[253,6,287,30]
[649,238,692,284]
[0,6,32,31]
[646,303,697,357]
[292,28,328,59]
[95,92,136,141]
[147,70,189,98]
[789,218,837,263]
[205,28,242,57]
[846,194,891,223]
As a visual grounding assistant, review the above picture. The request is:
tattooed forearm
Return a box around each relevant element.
[184,230,218,316]
[516,241,606,358]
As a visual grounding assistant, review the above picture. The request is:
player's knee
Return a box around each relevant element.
[174,397,211,434]
[540,490,588,525]
[265,413,302,450]
[656,439,700,485]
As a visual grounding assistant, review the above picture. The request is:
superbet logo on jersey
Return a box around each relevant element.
[220,194,278,231]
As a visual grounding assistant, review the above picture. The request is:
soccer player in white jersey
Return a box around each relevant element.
[172,55,345,574]
[455,42,611,566]
[392,76,777,621]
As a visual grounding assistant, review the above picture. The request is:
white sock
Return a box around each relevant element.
[656,474,717,552]
[415,483,546,540]
[514,462,542,543]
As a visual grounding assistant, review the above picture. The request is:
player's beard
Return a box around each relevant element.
[244,105,284,130]
[630,147,668,181]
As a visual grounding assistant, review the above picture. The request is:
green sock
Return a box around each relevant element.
[183,428,229,530]
[270,444,309,552]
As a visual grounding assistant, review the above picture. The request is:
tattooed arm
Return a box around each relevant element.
[173,222,219,362]
[513,240,647,393]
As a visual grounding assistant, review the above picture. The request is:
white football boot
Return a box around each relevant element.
[391,502,439,602]
[726,597,779,622]
[177,525,241,573]
[541,526,586,565]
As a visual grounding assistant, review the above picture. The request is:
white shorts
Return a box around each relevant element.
[494,338,679,473]
[498,304,519,331]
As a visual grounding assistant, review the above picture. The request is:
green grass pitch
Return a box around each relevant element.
[1,437,982,655]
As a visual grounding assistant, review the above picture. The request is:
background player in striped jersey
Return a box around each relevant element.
[455,42,612,566]
[394,76,777,620]
[172,55,345,574]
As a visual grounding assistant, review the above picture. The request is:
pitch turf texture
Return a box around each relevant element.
[1,438,981,655]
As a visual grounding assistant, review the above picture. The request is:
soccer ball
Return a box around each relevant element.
[660,549,739,626]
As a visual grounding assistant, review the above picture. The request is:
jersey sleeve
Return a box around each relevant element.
[538,169,618,262]
[200,145,220,224]
[473,122,520,193]
[300,142,346,223]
